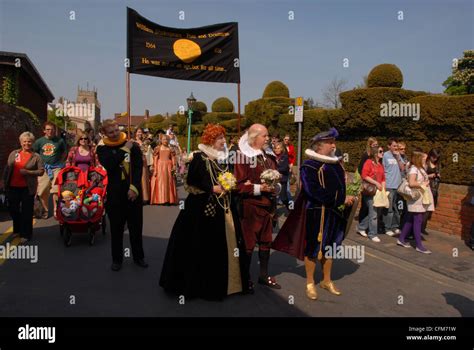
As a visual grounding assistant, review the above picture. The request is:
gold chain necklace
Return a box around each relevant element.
[205,157,231,213]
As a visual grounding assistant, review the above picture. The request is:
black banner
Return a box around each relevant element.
[127,7,240,83]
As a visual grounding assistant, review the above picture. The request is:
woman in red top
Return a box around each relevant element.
[357,146,386,242]
[3,132,44,243]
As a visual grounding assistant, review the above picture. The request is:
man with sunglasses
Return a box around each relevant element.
[382,138,405,236]
[33,122,67,219]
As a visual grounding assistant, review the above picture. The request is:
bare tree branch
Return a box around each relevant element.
[322,77,348,109]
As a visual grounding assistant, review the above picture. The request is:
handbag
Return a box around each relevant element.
[397,178,421,201]
[361,160,377,196]
[362,180,376,196]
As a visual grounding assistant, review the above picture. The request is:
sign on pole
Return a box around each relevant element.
[294,96,304,123]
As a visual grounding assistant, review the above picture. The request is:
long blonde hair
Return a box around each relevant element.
[366,137,378,154]
[410,149,425,170]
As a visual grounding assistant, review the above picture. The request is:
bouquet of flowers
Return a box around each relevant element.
[260,169,281,189]
[218,172,237,192]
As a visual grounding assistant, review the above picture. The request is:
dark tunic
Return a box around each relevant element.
[273,158,346,261]
[159,152,249,300]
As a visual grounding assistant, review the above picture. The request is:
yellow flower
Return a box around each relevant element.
[218,172,236,191]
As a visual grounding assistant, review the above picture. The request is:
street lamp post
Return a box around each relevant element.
[186,92,196,154]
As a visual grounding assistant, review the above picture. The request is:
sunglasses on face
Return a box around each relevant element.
[378,150,384,153]
[80,137,89,141]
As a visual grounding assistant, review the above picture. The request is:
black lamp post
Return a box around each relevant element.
[186,92,196,153]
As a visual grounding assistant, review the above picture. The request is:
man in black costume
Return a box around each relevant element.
[97,119,148,271]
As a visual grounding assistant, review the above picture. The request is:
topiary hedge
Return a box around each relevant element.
[407,94,474,141]
[202,112,239,124]
[245,97,295,128]
[335,140,474,186]
[211,97,234,112]
[193,101,208,114]
[339,87,428,138]
[262,81,290,98]
[367,64,404,88]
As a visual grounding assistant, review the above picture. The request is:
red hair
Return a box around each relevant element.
[201,124,226,145]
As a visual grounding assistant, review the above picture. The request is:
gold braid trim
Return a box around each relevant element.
[317,166,326,261]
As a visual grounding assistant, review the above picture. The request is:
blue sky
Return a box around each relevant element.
[1,0,472,119]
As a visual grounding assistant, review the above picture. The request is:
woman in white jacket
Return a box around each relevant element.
[397,150,434,254]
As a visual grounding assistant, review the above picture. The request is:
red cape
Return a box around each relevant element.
[272,192,308,261]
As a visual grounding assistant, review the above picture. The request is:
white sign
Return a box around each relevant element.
[294,96,303,123]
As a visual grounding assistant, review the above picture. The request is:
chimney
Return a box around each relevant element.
[145,109,149,120]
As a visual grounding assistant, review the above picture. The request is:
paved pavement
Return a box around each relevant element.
[0,186,473,317]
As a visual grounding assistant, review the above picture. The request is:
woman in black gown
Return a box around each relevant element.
[159,124,249,300]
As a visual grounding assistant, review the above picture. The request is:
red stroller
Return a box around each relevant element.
[55,166,108,246]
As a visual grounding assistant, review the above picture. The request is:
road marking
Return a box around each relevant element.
[0,219,37,263]
[0,236,22,266]
[0,226,14,245]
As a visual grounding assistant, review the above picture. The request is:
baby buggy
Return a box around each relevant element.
[55,166,108,246]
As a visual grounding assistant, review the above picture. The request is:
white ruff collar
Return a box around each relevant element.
[238,132,264,158]
[198,144,228,161]
[305,149,339,164]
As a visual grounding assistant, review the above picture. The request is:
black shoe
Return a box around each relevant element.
[111,262,122,271]
[134,259,149,268]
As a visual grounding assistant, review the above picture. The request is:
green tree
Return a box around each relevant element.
[443,50,474,95]
[47,108,74,130]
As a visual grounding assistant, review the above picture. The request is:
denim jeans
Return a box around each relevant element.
[383,189,400,231]
[358,195,378,237]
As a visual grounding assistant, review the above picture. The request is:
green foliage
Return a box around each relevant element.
[245,97,295,129]
[148,114,164,123]
[262,81,290,98]
[146,114,165,133]
[367,64,404,88]
[442,76,469,95]
[443,51,474,95]
[202,112,238,124]
[270,90,473,185]
[219,118,247,133]
[16,106,40,126]
[407,94,474,141]
[211,97,234,112]
[339,87,427,138]
[1,70,19,105]
[193,101,208,113]
[47,108,73,129]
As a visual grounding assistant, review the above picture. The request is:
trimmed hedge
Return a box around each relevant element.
[245,97,295,128]
[262,81,290,98]
[368,64,404,88]
[335,140,474,186]
[193,101,208,114]
[211,97,234,112]
[202,112,239,124]
[339,87,428,138]
[407,94,474,141]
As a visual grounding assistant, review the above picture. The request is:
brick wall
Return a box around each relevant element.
[428,183,474,240]
[0,103,42,188]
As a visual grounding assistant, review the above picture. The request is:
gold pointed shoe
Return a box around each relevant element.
[306,283,318,300]
[320,281,342,296]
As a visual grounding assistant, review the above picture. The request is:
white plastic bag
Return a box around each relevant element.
[373,189,389,208]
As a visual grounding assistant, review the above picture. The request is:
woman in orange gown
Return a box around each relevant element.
[150,135,178,205]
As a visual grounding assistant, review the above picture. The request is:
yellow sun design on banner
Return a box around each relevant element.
[173,39,202,63]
